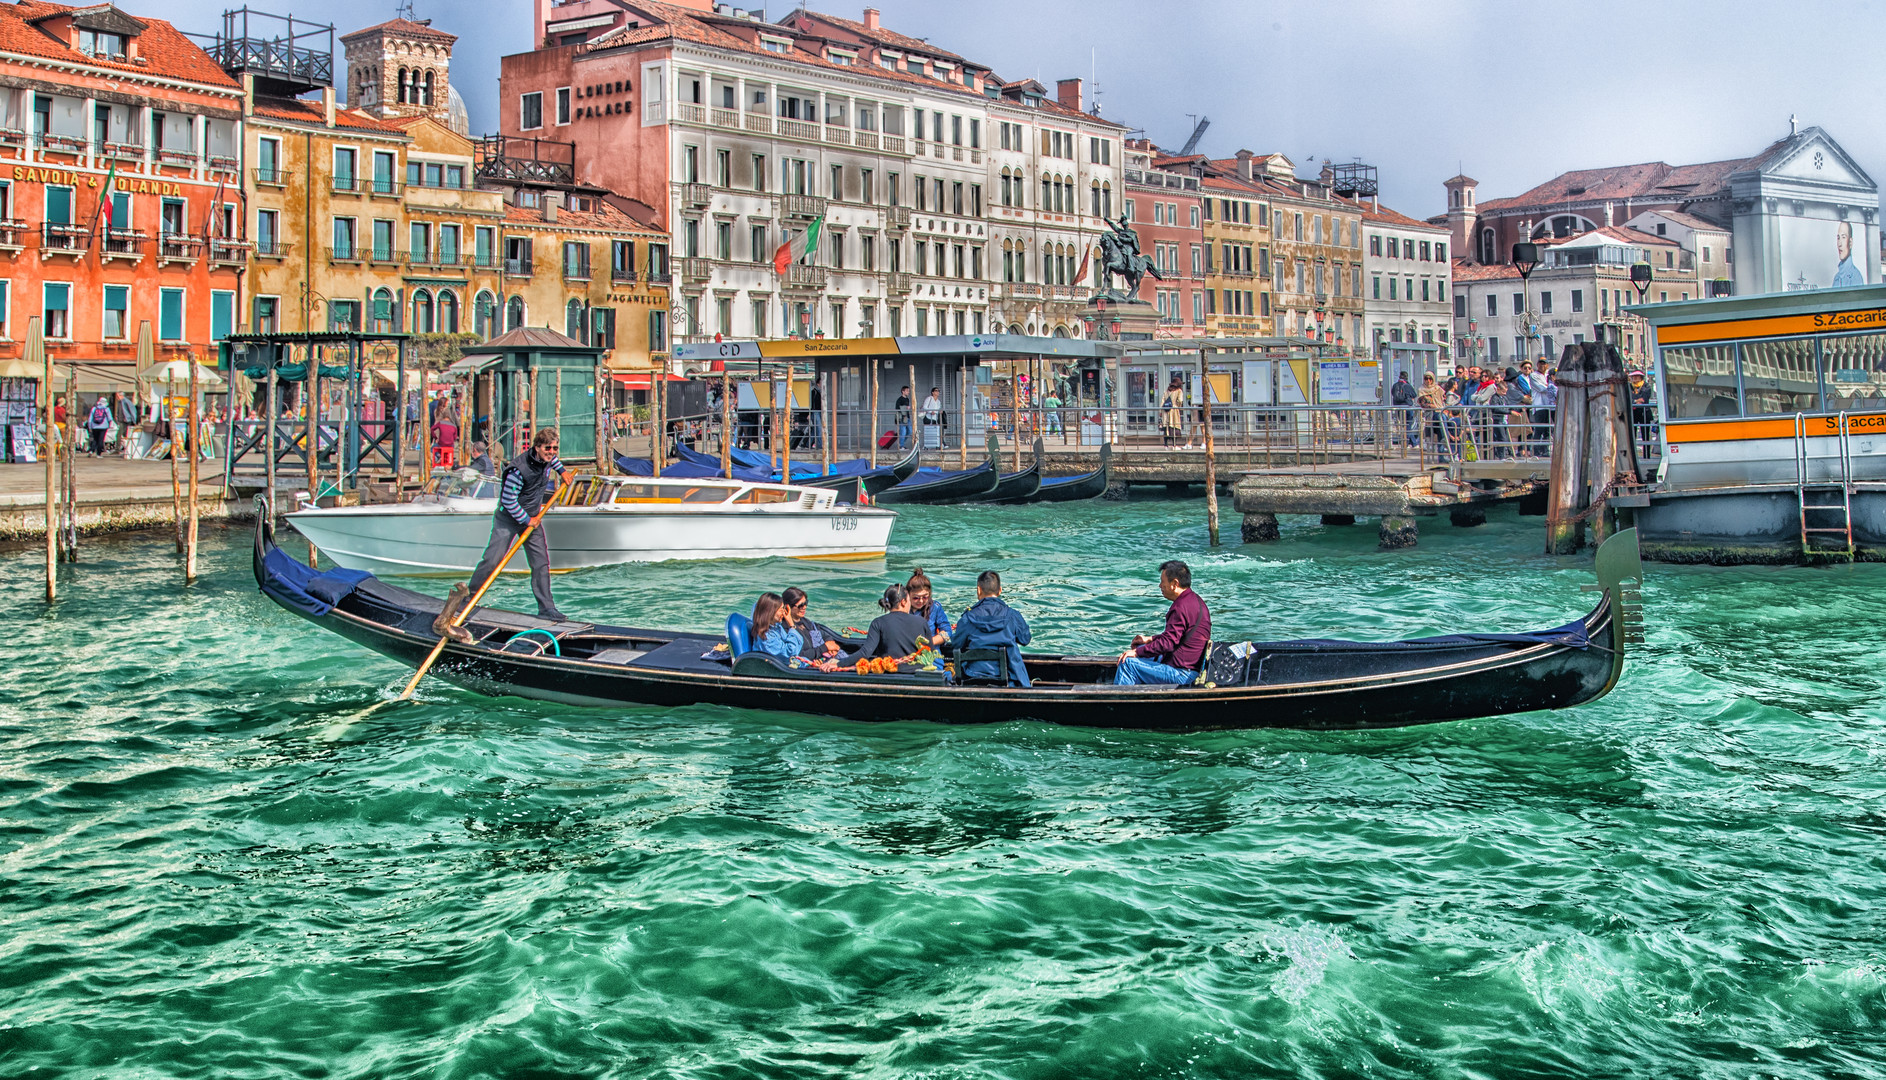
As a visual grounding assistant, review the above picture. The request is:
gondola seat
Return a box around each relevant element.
[726,613,754,656]
[954,648,1011,686]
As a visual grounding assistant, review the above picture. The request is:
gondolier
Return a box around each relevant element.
[468,426,567,622]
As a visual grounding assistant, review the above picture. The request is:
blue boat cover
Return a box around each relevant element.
[613,454,655,476]
[260,546,374,616]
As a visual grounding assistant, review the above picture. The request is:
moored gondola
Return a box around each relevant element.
[252,508,1642,732]
[873,453,1001,504]
[1018,442,1112,503]
[965,437,1042,503]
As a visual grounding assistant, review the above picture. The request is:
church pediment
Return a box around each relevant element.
[1755,128,1874,191]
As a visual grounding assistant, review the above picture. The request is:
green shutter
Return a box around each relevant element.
[210,291,233,341]
[159,288,183,341]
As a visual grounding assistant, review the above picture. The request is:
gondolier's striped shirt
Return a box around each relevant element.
[499,455,564,525]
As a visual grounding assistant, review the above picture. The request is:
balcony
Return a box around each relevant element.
[563,262,593,283]
[782,263,827,291]
[682,182,711,208]
[0,218,26,252]
[743,112,772,134]
[332,176,364,196]
[475,135,575,187]
[951,146,963,161]
[368,179,403,199]
[782,193,826,219]
[647,267,673,286]
[35,133,86,155]
[327,245,364,264]
[610,268,637,284]
[368,247,402,266]
[855,131,878,150]
[99,228,147,263]
[255,239,291,259]
[1006,282,1044,299]
[881,135,905,155]
[711,107,740,129]
[100,141,144,162]
[40,222,91,255]
[210,238,252,265]
[678,256,712,284]
[254,167,286,187]
[504,256,533,277]
[156,148,198,168]
[825,125,850,146]
[886,271,912,295]
[886,205,911,229]
[468,252,500,269]
[0,128,26,148]
[673,102,706,124]
[158,233,203,265]
[779,118,819,142]
[208,155,240,175]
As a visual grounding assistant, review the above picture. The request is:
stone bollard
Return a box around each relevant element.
[1320,514,1357,526]
[1241,512,1280,543]
[1449,506,1487,528]
[1102,481,1130,501]
[1378,516,1418,549]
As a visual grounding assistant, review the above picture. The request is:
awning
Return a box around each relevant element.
[610,372,686,389]
[446,353,501,375]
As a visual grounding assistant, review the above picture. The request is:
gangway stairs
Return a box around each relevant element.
[1794,412,1854,560]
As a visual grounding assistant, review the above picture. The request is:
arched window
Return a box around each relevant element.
[1008,323,1023,335]
[1102,182,1112,220]
[1052,325,1069,338]
[1478,227,1496,265]
[413,289,433,333]
[505,296,525,331]
[474,291,497,338]
[423,70,435,107]
[397,68,409,104]
[565,299,585,340]
[372,287,394,332]
[1090,180,1101,218]
[438,290,459,333]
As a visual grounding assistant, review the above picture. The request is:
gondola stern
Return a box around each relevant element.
[1589,527,1644,696]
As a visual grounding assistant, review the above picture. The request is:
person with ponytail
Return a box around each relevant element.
[822,584,929,668]
[905,567,952,646]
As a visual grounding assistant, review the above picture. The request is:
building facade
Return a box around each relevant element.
[1122,139,1202,333]
[1361,200,1452,363]
[499,1,1124,343]
[1261,160,1363,349]
[0,1,246,374]
[1446,126,1877,299]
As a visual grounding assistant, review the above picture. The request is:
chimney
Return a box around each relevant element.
[242,72,254,117]
[1319,159,1334,186]
[544,191,561,223]
[1055,78,1082,111]
[1604,201,1614,226]
[322,86,336,128]
[1235,149,1253,181]
[863,6,880,29]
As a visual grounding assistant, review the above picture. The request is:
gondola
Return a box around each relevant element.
[1016,442,1112,503]
[967,437,1043,503]
[872,446,1001,504]
[612,441,919,497]
[252,508,1642,732]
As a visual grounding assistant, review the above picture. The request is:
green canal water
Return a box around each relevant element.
[4,498,1885,1079]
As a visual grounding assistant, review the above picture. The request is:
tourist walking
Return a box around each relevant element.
[1391,371,1417,449]
[84,396,112,457]
[894,385,912,449]
[1160,374,1185,448]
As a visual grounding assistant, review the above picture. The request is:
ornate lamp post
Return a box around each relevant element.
[1512,241,1541,365]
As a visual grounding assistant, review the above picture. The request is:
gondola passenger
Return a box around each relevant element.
[751,592,804,660]
[1114,560,1211,685]
[824,585,929,668]
[782,586,843,659]
[952,571,1032,687]
[905,567,952,645]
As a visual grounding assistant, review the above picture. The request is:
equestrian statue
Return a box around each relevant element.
[1096,214,1163,300]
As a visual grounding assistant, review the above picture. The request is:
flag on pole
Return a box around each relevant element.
[1075,243,1096,285]
[772,216,824,276]
[96,160,119,230]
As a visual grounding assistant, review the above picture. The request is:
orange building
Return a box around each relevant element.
[0,1,247,379]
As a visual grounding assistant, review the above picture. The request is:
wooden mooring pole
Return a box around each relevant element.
[37,318,54,601]
[868,362,879,469]
[719,366,733,477]
[1202,348,1220,546]
[1545,340,1631,554]
[186,357,201,581]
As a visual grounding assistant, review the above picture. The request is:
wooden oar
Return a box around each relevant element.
[320,477,567,740]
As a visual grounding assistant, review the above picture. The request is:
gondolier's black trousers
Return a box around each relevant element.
[471,513,560,619]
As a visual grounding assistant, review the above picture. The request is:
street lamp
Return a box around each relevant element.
[1512,241,1540,365]
[1630,261,1654,305]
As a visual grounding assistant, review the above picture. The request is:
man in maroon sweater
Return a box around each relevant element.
[1114,560,1211,685]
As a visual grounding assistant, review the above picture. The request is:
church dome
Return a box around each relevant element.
[446,84,470,136]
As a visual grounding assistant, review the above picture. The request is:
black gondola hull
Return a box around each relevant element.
[1013,443,1111,503]
[255,518,1635,732]
[873,459,1000,504]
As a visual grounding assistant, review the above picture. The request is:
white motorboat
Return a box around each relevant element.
[285,471,898,575]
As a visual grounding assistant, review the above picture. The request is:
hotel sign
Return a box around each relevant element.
[10,167,193,197]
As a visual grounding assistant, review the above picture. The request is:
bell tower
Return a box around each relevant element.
[1445,174,1479,263]
[340,14,458,123]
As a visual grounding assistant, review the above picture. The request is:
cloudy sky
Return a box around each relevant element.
[141,0,1884,217]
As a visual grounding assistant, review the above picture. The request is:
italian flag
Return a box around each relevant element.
[772,216,824,276]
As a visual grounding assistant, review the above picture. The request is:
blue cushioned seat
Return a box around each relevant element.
[726,612,754,656]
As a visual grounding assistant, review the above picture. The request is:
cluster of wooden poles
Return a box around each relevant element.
[41,317,206,603]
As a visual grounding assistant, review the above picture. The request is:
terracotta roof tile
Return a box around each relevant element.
[786,9,967,62]
[341,17,457,45]
[502,198,665,238]
[1451,259,1521,282]
[250,97,407,134]
[1361,202,1448,231]
[1,0,238,88]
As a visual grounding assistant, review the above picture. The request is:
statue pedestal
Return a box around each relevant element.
[1085,295,1160,341]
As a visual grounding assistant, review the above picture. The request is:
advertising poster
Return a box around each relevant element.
[1779,217,1873,291]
